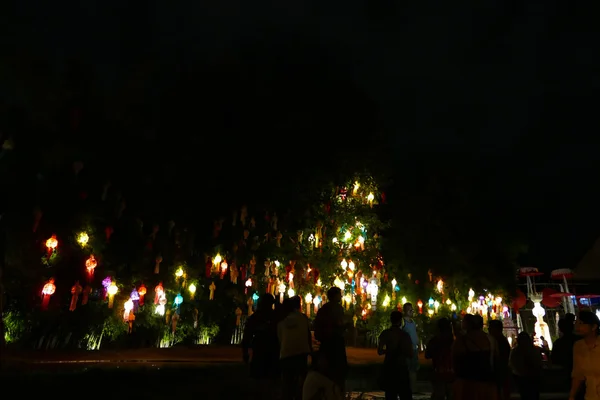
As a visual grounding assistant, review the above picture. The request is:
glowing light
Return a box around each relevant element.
[344,231,352,241]
[391,279,397,289]
[85,255,97,273]
[124,299,134,312]
[332,237,338,243]
[305,293,313,303]
[287,288,295,298]
[42,279,56,295]
[348,261,355,271]
[428,298,434,307]
[367,193,374,202]
[245,279,252,287]
[175,267,184,277]
[451,304,457,311]
[340,259,348,269]
[468,288,475,301]
[77,232,89,246]
[189,284,197,294]
[213,254,222,265]
[401,296,407,305]
[382,295,391,308]
[446,299,452,306]
[334,277,345,291]
[107,282,118,296]
[436,279,444,293]
[174,294,183,306]
[46,235,58,250]
[274,260,280,268]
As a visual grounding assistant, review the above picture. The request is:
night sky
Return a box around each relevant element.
[1,1,598,271]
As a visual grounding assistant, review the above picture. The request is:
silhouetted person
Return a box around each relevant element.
[314,287,347,393]
[279,296,312,400]
[452,314,498,400]
[426,318,455,400]
[242,293,280,400]
[510,332,542,400]
[378,310,413,400]
[552,316,580,393]
[489,320,511,400]
[402,302,420,392]
[570,311,600,400]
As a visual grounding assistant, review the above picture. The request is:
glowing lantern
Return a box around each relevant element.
[344,231,352,241]
[434,300,440,313]
[367,279,379,307]
[367,192,375,207]
[348,261,356,271]
[382,295,391,309]
[428,298,434,307]
[468,288,475,301]
[401,296,408,306]
[287,288,295,298]
[138,284,147,305]
[130,288,140,312]
[417,300,423,314]
[101,277,112,299]
[343,293,352,310]
[305,293,313,316]
[446,299,452,306]
[107,282,118,308]
[334,277,345,291]
[436,279,444,294]
[313,295,321,314]
[175,267,184,278]
[451,304,457,312]
[353,181,360,195]
[41,278,56,310]
[85,255,97,280]
[77,232,89,247]
[220,260,228,279]
[45,235,58,257]
[278,281,286,303]
[341,259,348,269]
[154,283,164,304]
[123,299,134,321]
[391,279,397,300]
[174,293,183,307]
[189,283,197,299]
[213,254,222,267]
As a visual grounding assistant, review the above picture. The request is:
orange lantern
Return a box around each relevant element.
[41,278,56,310]
[154,283,164,304]
[45,235,58,257]
[138,284,147,306]
[417,299,423,314]
[85,255,97,280]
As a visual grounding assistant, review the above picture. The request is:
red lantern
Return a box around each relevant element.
[85,255,97,281]
[512,289,527,313]
[45,235,58,257]
[541,288,561,308]
[138,284,147,306]
[41,279,56,310]
[154,283,164,304]
[417,299,423,314]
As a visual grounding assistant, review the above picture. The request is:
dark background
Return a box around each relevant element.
[1,0,598,271]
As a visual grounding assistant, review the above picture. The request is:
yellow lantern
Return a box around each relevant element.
[107,282,118,308]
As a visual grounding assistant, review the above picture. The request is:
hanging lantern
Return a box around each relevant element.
[85,255,97,281]
[209,281,216,300]
[130,288,140,312]
[123,299,134,321]
[417,299,423,314]
[154,283,164,304]
[305,293,313,316]
[45,235,58,257]
[138,284,147,306]
[41,279,56,310]
[107,282,118,308]
[77,232,89,247]
[174,293,183,308]
[189,283,197,300]
[175,267,184,279]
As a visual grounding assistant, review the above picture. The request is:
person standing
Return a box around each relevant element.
[489,320,511,400]
[426,318,455,400]
[552,317,581,393]
[314,287,348,393]
[510,332,542,400]
[278,296,313,400]
[569,311,600,400]
[452,314,498,400]
[242,294,280,400]
[402,303,420,392]
[378,310,414,400]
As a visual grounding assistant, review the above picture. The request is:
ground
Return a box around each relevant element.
[0,346,568,399]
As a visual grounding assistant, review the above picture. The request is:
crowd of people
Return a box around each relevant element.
[240,286,600,400]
